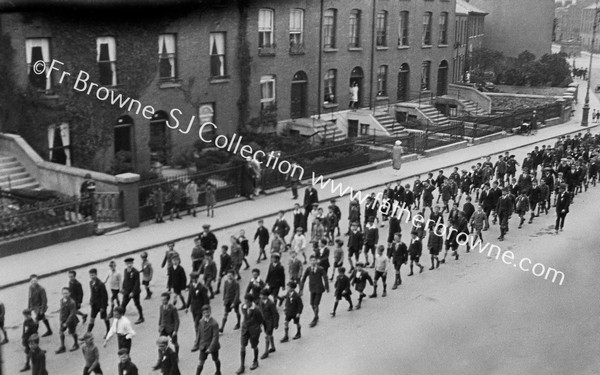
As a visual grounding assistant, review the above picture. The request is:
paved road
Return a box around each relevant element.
[2,128,599,374]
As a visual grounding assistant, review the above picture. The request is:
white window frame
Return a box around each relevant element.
[422,12,432,46]
[289,9,304,46]
[25,38,51,90]
[349,9,361,48]
[96,36,117,86]
[158,34,177,79]
[258,9,274,48]
[209,32,227,77]
[260,75,276,108]
[324,9,337,49]
[376,11,388,47]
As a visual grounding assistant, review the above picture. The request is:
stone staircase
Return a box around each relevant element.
[418,104,452,127]
[313,119,346,142]
[374,111,405,136]
[0,153,40,190]
[458,99,488,116]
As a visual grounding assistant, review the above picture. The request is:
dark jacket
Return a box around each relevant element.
[241,305,263,338]
[556,192,571,214]
[59,297,78,324]
[158,347,180,375]
[196,317,220,352]
[254,226,270,248]
[283,291,303,317]
[89,279,109,309]
[219,253,232,276]
[272,218,290,238]
[319,247,330,269]
[303,188,319,210]
[167,265,187,292]
[223,279,240,305]
[200,232,218,253]
[68,279,84,307]
[31,347,48,375]
[259,298,279,330]
[408,238,423,258]
[22,317,38,345]
[347,230,364,250]
[118,360,139,375]
[28,284,48,315]
[334,274,352,298]
[496,195,514,216]
[246,278,266,301]
[158,304,179,334]
[387,216,401,243]
[187,281,210,315]
[122,267,141,295]
[388,241,408,264]
[266,263,286,290]
[301,266,329,294]
[350,269,373,292]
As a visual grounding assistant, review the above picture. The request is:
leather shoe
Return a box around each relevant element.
[292,333,301,340]
[134,318,144,325]
[250,361,259,370]
[191,346,199,352]
[70,344,79,352]
[260,353,268,359]
[55,346,66,354]
[42,330,53,337]
[20,365,31,372]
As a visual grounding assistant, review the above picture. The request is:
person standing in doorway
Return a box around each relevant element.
[392,141,403,175]
[349,82,359,111]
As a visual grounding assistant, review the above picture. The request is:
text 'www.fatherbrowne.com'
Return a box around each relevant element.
[311,172,565,286]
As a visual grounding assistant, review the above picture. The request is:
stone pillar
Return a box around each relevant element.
[116,173,140,228]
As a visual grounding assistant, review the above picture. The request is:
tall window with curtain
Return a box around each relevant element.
[324,69,337,104]
[349,10,361,48]
[258,9,274,48]
[324,9,337,49]
[422,12,432,46]
[97,36,117,86]
[209,32,227,77]
[399,11,409,46]
[376,11,388,47]
[158,34,177,80]
[377,65,388,96]
[421,61,431,91]
[439,12,448,45]
[289,9,304,47]
[26,38,51,90]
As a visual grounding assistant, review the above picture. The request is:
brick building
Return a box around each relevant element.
[452,0,486,83]
[466,0,555,58]
[0,0,455,173]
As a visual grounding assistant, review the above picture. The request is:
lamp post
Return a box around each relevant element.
[582,4,600,126]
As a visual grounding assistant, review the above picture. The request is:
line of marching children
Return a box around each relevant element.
[8,131,600,375]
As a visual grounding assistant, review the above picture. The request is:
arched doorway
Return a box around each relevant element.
[290,71,308,119]
[350,67,364,108]
[397,63,410,102]
[149,111,169,164]
[114,115,133,154]
[437,60,449,97]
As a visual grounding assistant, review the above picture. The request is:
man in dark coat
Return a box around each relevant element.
[303,187,319,223]
[265,253,285,306]
[254,219,270,263]
[200,224,218,256]
[67,270,87,323]
[121,258,144,324]
[242,159,257,199]
[167,256,187,309]
[28,275,52,337]
[87,268,109,336]
[496,188,514,241]
[300,255,329,328]
[195,305,221,375]
[258,289,279,360]
[272,211,291,243]
[555,184,571,233]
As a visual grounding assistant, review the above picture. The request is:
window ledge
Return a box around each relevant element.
[376,46,389,51]
[158,80,182,89]
[438,44,449,48]
[421,45,433,49]
[40,93,60,100]
[323,103,339,109]
[209,76,231,84]
[397,45,410,50]
[376,96,389,101]
[323,48,338,53]
[348,47,363,52]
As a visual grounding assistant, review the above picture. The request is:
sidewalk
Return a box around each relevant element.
[2,85,598,290]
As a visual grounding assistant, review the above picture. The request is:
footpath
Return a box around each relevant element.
[1,83,598,290]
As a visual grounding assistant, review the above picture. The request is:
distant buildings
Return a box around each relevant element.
[466,0,555,58]
[453,0,487,83]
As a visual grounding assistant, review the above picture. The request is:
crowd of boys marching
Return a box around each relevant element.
[3,130,600,375]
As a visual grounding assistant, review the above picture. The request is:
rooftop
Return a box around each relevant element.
[0,0,221,12]
[456,0,488,16]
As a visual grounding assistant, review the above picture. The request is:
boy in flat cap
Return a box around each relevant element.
[80,332,102,374]
[121,258,144,324]
[195,305,221,375]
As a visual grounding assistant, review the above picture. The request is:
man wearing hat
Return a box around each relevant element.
[200,224,218,256]
[121,258,144,324]
[80,332,102,374]
[87,268,109,336]
[195,305,221,375]
[303,186,319,226]
[158,292,180,354]
[265,252,285,306]
[555,184,571,233]
[118,348,138,375]
[495,187,513,241]
[187,271,210,345]
[80,173,96,219]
